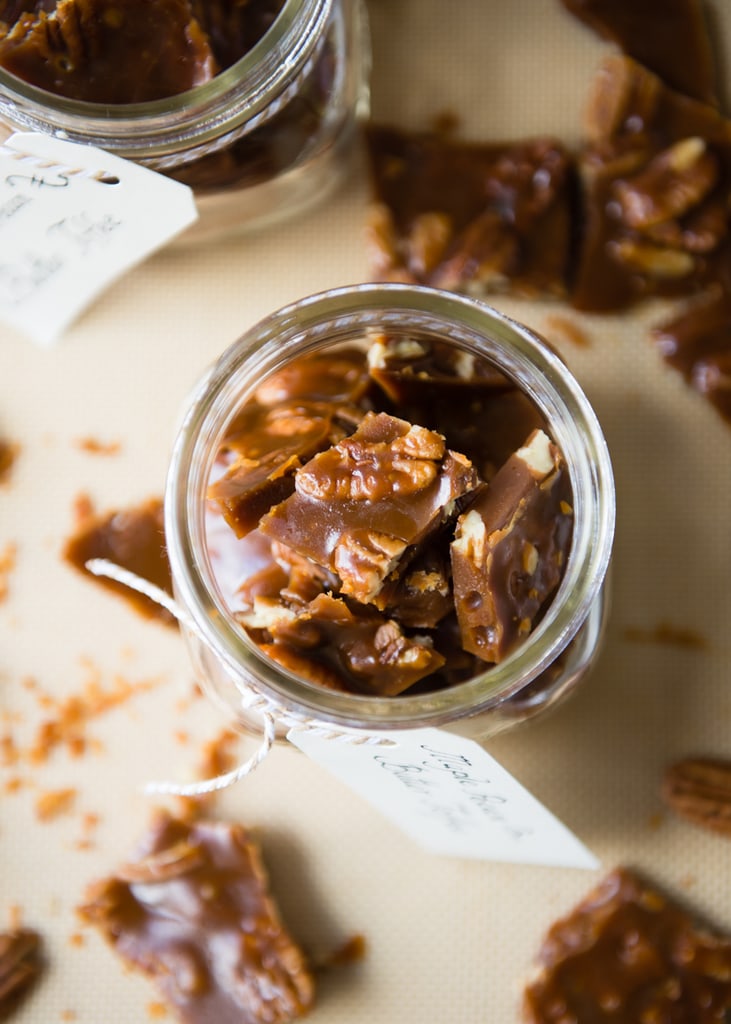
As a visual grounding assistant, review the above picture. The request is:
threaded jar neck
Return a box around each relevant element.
[165,283,615,732]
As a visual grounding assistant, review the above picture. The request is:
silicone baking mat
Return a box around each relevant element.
[2,1,731,1020]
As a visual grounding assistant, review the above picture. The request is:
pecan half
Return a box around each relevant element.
[0,928,42,1007]
[662,756,731,836]
[613,137,718,230]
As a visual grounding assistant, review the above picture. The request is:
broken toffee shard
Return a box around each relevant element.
[364,125,574,299]
[63,497,175,626]
[523,867,731,1023]
[572,54,731,312]
[78,812,315,1024]
[451,429,573,663]
[259,411,480,605]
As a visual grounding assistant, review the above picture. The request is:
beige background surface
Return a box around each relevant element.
[2,1,731,1021]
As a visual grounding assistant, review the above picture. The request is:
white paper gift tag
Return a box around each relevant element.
[289,726,598,869]
[0,132,198,345]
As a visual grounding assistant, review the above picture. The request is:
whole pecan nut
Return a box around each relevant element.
[662,756,731,836]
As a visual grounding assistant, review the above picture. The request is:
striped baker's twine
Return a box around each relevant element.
[85,558,392,797]
[0,143,117,183]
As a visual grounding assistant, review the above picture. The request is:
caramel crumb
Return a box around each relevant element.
[27,662,160,764]
[0,438,19,483]
[314,934,367,971]
[74,437,122,456]
[60,1012,78,1022]
[147,1002,168,1019]
[68,932,85,948]
[544,313,592,348]
[4,776,24,794]
[8,905,22,929]
[1,732,20,766]
[198,729,240,780]
[0,541,17,602]
[72,492,95,525]
[176,728,242,820]
[35,787,77,821]
[428,109,461,136]
[623,622,708,650]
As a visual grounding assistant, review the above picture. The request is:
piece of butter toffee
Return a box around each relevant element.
[450,429,573,663]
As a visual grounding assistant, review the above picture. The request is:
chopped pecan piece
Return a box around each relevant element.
[523,867,731,1023]
[662,756,731,836]
[78,812,315,1024]
[373,542,453,629]
[0,928,42,1014]
[613,137,718,230]
[364,125,574,299]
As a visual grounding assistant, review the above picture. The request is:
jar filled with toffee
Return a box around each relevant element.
[165,284,615,741]
[0,0,369,239]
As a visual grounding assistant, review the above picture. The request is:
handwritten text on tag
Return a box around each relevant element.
[289,727,598,869]
[0,133,198,345]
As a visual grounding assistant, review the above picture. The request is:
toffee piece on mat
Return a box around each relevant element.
[651,284,731,426]
[63,497,174,626]
[78,812,315,1024]
[572,54,731,312]
[560,0,718,106]
[364,125,574,299]
[523,867,731,1023]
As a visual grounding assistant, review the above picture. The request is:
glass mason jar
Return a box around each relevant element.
[165,283,615,742]
[0,0,369,241]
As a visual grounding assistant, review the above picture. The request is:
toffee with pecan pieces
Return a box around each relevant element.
[0,0,283,103]
[206,337,574,697]
[572,54,731,312]
[364,125,575,300]
[524,867,731,1023]
[78,812,314,1024]
[0,0,341,195]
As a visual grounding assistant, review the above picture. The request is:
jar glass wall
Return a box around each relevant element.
[0,0,370,239]
[164,283,615,740]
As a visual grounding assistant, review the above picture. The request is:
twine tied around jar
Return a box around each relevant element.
[85,558,394,798]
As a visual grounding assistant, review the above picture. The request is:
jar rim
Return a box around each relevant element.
[165,283,616,731]
[0,0,331,161]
